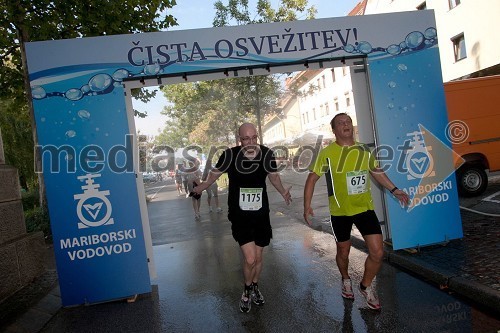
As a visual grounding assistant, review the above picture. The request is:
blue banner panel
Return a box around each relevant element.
[34,87,151,306]
[368,48,463,250]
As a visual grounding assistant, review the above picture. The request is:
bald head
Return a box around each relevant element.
[238,123,257,137]
[238,123,259,152]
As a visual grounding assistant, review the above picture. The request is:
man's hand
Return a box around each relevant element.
[393,189,410,206]
[282,186,292,205]
[192,182,207,195]
[303,207,314,226]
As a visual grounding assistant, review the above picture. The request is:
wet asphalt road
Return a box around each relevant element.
[40,171,500,332]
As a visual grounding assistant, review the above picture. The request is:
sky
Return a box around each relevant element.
[133,0,361,136]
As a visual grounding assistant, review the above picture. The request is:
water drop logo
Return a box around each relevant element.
[74,174,114,229]
[405,130,435,180]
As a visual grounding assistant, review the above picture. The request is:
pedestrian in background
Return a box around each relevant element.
[303,113,409,310]
[187,167,203,220]
[174,164,184,196]
[182,165,189,197]
[193,123,292,313]
[203,160,222,213]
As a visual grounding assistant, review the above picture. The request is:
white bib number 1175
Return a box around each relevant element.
[239,188,263,211]
[346,171,368,195]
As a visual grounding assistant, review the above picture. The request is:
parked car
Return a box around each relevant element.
[142,173,156,183]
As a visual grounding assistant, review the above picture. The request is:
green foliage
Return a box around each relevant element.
[0,99,35,187]
[21,187,40,210]
[24,206,52,242]
[0,0,178,191]
[153,0,315,151]
[22,187,51,241]
[158,75,282,150]
[213,0,316,27]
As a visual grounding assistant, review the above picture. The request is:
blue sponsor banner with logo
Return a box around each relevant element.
[33,86,151,306]
[368,47,463,250]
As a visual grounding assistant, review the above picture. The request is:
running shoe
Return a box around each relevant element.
[216,207,223,213]
[209,207,213,212]
[341,279,354,299]
[239,289,252,313]
[251,283,265,305]
[359,284,381,310]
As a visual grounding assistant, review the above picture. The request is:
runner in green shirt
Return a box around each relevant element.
[303,113,409,310]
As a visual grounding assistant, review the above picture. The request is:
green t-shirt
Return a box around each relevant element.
[311,142,378,216]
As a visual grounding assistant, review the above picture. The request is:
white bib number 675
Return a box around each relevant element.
[346,171,368,195]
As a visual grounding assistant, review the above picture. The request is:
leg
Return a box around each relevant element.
[336,240,352,279]
[196,198,201,214]
[207,190,212,211]
[240,242,257,286]
[191,198,197,213]
[361,234,384,287]
[252,245,264,284]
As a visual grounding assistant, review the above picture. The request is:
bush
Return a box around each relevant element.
[21,188,40,210]
[24,207,52,243]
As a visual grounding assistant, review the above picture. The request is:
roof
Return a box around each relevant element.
[348,0,367,16]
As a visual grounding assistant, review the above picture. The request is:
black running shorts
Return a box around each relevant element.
[229,213,272,247]
[330,210,382,243]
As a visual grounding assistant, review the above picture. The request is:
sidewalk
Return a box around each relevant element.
[1,176,499,332]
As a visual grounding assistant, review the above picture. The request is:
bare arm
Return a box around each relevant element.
[370,167,410,206]
[193,169,222,194]
[268,172,292,205]
[303,172,320,225]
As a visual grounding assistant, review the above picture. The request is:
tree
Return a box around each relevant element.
[0,0,178,206]
[213,0,316,27]
[155,0,316,150]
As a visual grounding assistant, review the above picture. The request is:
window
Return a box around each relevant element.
[331,69,336,82]
[325,103,330,115]
[417,2,426,10]
[452,34,466,61]
[334,98,339,111]
[312,108,316,120]
[322,75,326,88]
[317,78,321,91]
[449,0,460,9]
[345,92,351,107]
[342,66,348,76]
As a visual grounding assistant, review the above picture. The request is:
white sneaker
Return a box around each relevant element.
[209,207,213,212]
[216,207,223,213]
[341,279,354,299]
[359,284,381,310]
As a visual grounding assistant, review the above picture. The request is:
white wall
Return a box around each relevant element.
[365,0,500,81]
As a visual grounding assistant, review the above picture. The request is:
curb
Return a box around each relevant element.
[386,251,500,315]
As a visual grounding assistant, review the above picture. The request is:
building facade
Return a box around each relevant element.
[364,0,500,81]
[263,0,499,145]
